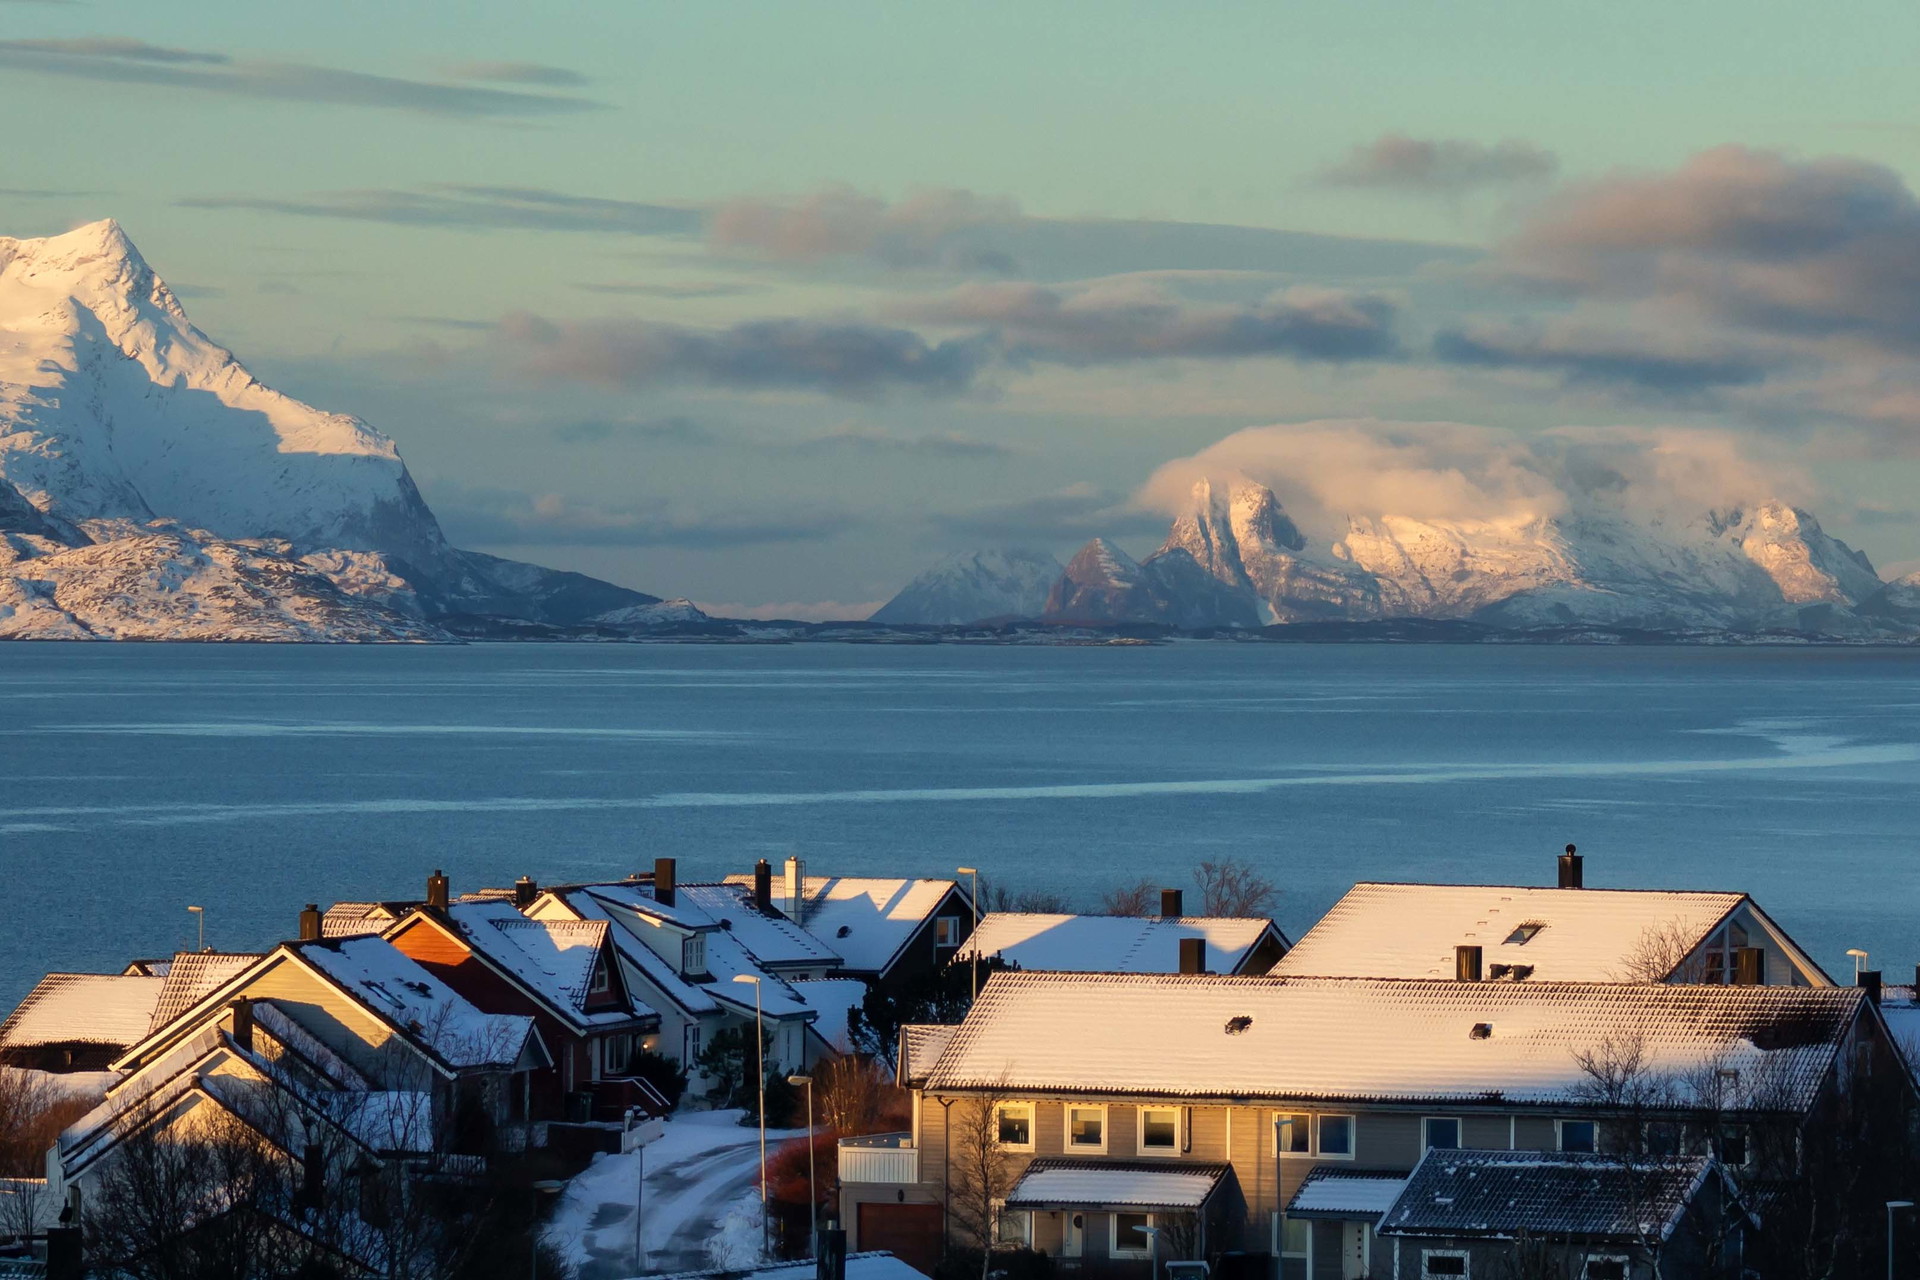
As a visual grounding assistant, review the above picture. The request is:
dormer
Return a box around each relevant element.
[681,932,710,980]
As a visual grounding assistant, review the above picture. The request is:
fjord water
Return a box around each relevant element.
[4,642,1919,1003]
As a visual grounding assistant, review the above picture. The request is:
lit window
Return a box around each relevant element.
[1559,1120,1597,1153]
[994,1206,1032,1247]
[1112,1212,1154,1257]
[1067,1106,1105,1149]
[1318,1114,1355,1158]
[1423,1117,1461,1152]
[1422,1253,1467,1277]
[995,1103,1033,1149]
[935,916,961,948]
[1276,1113,1310,1155]
[1140,1107,1179,1152]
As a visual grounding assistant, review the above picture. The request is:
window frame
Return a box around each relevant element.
[1279,1214,1310,1264]
[1422,1116,1462,1154]
[603,1031,634,1077]
[1065,1104,1107,1153]
[992,1202,1033,1249]
[934,915,962,949]
[1274,1112,1312,1158]
[1316,1113,1356,1160]
[589,955,611,994]
[1581,1256,1628,1280]
[1137,1105,1181,1156]
[1718,1123,1750,1169]
[1557,1118,1598,1154]
[1421,1250,1469,1278]
[681,932,707,976]
[1110,1211,1155,1259]
[994,1102,1035,1151]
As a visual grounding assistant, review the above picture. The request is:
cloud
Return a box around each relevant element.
[550,416,713,445]
[495,312,995,397]
[0,38,607,117]
[1320,135,1559,193]
[184,186,697,235]
[710,184,1023,271]
[1495,146,1920,352]
[1432,319,1782,397]
[432,485,855,548]
[932,481,1165,543]
[1139,419,1805,540]
[443,60,587,87]
[790,426,1014,457]
[572,281,766,298]
[893,279,1402,364]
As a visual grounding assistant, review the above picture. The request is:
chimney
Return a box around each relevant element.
[1456,944,1484,982]
[1734,947,1764,986]
[230,998,254,1051]
[784,856,805,921]
[298,903,322,942]
[753,859,773,913]
[426,869,450,910]
[816,1222,848,1280]
[1557,844,1583,889]
[1860,969,1883,1006]
[653,857,677,908]
[513,875,538,909]
[1179,937,1207,974]
[1160,888,1184,918]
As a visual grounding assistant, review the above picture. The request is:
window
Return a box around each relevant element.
[1718,1124,1749,1168]
[1582,1258,1627,1280]
[1504,922,1545,944]
[1276,1113,1311,1155]
[1317,1114,1355,1158]
[993,1205,1032,1247]
[1422,1252,1468,1278]
[995,1103,1033,1149]
[1139,1107,1180,1153]
[1423,1117,1461,1152]
[1067,1105,1105,1151]
[681,933,706,976]
[1558,1119,1597,1153]
[590,956,610,993]
[935,916,962,949]
[1279,1216,1309,1262]
[604,1032,634,1076]
[1111,1212,1154,1258]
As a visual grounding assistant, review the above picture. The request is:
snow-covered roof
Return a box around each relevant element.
[898,1023,958,1087]
[722,875,965,975]
[444,900,652,1025]
[794,979,869,1051]
[1378,1149,1717,1243]
[147,952,264,1034]
[1287,1169,1408,1220]
[1277,883,1751,983]
[924,972,1860,1113]
[297,937,537,1072]
[648,1253,927,1280]
[681,884,842,968]
[0,973,163,1049]
[322,901,411,939]
[955,913,1284,975]
[576,880,714,932]
[1006,1159,1230,1211]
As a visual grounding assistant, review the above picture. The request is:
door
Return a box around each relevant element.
[1063,1212,1085,1259]
[857,1203,943,1276]
[1340,1223,1368,1279]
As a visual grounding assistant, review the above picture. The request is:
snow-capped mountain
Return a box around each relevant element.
[1039,477,1895,632]
[869,548,1064,624]
[0,220,659,640]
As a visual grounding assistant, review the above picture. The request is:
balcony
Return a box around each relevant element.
[839,1132,919,1184]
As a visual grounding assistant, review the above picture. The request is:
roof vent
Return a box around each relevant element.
[836,925,852,938]
[1225,1015,1253,1035]
[1469,1022,1493,1040]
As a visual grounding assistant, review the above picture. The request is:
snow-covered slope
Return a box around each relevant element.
[593,597,709,627]
[0,221,658,639]
[870,548,1064,624]
[1037,477,1895,633]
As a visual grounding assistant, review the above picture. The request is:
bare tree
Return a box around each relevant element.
[945,1083,1021,1280]
[1612,919,1708,984]
[1194,858,1278,917]
[0,1068,96,1176]
[815,1054,908,1137]
[1100,879,1157,917]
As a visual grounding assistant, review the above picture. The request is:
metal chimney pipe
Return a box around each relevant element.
[513,876,538,909]
[1160,888,1183,918]
[1557,844,1583,889]
[426,869,450,910]
[297,903,322,942]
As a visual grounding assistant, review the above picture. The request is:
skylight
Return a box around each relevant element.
[1504,922,1545,945]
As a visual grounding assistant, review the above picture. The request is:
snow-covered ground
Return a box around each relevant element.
[544,1109,807,1280]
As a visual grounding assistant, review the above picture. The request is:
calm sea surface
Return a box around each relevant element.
[3,641,1919,1004]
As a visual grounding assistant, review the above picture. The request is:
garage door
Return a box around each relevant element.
[856,1203,943,1275]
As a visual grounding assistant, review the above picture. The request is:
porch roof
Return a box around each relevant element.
[1286,1168,1408,1221]
[1004,1159,1229,1212]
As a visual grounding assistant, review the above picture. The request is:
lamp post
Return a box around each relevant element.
[956,867,980,1000]
[788,1074,816,1258]
[1273,1115,1298,1265]
[529,1179,566,1280]
[1850,949,1871,982]
[1134,1223,1161,1280]
[1888,1200,1913,1280]
[187,905,205,951]
[732,974,768,1260]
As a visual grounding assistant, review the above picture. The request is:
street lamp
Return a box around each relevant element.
[1888,1200,1913,1280]
[732,974,768,1260]
[529,1179,566,1280]
[187,905,205,952]
[1134,1223,1161,1280]
[788,1074,816,1258]
[956,867,980,1000]
[1273,1115,1299,1264]
[1850,949,1871,981]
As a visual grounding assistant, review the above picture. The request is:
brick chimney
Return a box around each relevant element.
[1160,888,1183,918]
[1558,844,1583,889]
[230,998,254,1051]
[426,869,450,910]
[298,904,322,942]
[753,859,773,913]
[1860,969,1883,1006]
[654,857,677,908]
[1456,944,1484,982]
[1179,937,1207,974]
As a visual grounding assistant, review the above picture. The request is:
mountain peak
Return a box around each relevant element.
[869,547,1064,624]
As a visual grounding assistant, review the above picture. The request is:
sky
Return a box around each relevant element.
[6,1,1920,615]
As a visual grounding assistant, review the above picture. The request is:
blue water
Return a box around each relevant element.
[3,641,1919,1004]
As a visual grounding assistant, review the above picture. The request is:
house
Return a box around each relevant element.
[721,859,976,986]
[0,973,162,1071]
[371,872,665,1123]
[841,968,1911,1280]
[1368,1149,1748,1279]
[1276,854,1830,987]
[953,893,1288,976]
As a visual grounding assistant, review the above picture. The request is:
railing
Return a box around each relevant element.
[839,1132,919,1184]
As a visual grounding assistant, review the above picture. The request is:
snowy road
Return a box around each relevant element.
[546,1111,805,1280]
